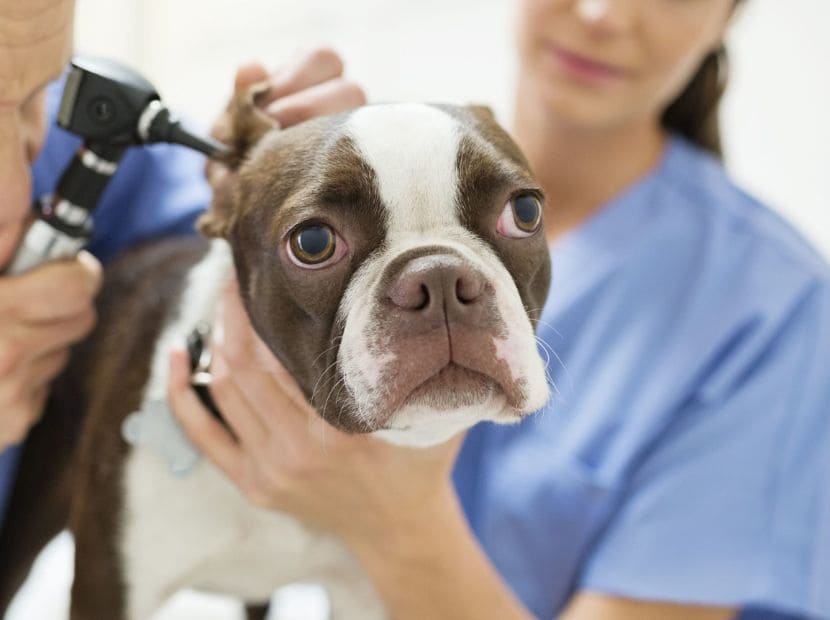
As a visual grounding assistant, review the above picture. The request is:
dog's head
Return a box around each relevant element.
[202,89,551,446]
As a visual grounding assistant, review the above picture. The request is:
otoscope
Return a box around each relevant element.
[4,55,228,276]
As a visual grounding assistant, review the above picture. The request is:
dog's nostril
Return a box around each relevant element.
[389,273,431,310]
[416,284,431,310]
[456,273,484,304]
[388,254,487,314]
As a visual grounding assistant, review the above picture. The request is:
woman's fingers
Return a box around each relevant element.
[14,309,96,360]
[259,47,345,106]
[208,351,270,450]
[1,251,101,324]
[264,77,366,128]
[233,61,269,94]
[168,349,243,481]
[216,279,311,434]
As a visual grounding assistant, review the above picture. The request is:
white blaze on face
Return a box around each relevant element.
[336,104,550,441]
[346,104,462,239]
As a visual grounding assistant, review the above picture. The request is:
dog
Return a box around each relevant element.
[0,88,552,619]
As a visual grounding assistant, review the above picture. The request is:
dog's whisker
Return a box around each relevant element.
[528,315,562,338]
[533,337,558,396]
[310,358,343,405]
[310,336,343,368]
[321,374,348,430]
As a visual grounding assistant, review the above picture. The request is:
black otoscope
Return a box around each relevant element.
[4,55,228,276]
[4,56,228,420]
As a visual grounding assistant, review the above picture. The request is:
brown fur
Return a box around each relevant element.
[0,96,551,618]
[0,237,211,618]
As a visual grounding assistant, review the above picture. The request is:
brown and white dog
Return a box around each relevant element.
[0,90,551,619]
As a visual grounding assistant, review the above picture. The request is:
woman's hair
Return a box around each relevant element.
[660,0,746,158]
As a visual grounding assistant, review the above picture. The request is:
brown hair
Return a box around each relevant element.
[660,0,746,158]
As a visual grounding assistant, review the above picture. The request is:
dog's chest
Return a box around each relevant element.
[116,240,358,612]
[121,449,353,602]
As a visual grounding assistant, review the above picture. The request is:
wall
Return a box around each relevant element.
[74,0,830,254]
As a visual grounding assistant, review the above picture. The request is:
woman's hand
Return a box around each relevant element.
[0,251,101,450]
[168,277,463,547]
[207,47,365,186]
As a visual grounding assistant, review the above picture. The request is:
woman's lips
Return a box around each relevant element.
[545,43,629,84]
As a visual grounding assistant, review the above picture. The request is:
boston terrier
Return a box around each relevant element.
[0,87,551,619]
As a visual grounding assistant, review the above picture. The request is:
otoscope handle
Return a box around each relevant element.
[3,141,126,276]
[4,218,89,276]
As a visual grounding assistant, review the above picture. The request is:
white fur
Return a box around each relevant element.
[338,107,548,442]
[120,241,384,619]
[117,105,548,618]
[347,104,461,240]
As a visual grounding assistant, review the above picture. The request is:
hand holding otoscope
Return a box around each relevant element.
[0,56,229,450]
[4,56,228,276]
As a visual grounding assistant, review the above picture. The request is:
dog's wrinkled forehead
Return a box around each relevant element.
[238,102,536,233]
[345,104,462,236]
[347,104,535,233]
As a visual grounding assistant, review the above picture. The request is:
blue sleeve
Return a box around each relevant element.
[578,285,830,618]
[30,79,211,263]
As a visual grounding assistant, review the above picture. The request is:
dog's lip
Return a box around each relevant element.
[410,361,495,393]
[373,356,524,428]
[380,361,501,421]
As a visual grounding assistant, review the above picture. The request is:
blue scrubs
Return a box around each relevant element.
[2,79,828,619]
[0,81,209,530]
[454,135,830,619]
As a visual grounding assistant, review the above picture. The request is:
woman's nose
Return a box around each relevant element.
[574,0,635,31]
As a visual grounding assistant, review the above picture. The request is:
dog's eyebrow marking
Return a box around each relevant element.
[346,103,461,241]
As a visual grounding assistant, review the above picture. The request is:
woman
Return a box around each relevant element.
[172,0,830,618]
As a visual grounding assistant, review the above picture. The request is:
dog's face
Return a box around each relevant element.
[203,94,551,446]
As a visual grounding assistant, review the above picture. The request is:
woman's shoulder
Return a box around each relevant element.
[615,136,830,404]
[653,134,830,286]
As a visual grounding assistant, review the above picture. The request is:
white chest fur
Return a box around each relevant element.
[119,241,382,619]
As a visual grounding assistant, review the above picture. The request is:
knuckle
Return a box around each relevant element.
[5,293,34,323]
[0,337,25,376]
[247,488,274,511]
[341,81,367,107]
[288,99,315,123]
[0,402,35,445]
[242,473,279,510]
[307,46,343,75]
[282,449,313,479]
[80,306,98,334]
[208,373,231,399]
[48,348,71,379]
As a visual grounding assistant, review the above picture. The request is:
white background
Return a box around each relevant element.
[72,0,830,255]
[8,1,830,619]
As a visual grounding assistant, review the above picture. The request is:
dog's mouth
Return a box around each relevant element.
[401,361,499,410]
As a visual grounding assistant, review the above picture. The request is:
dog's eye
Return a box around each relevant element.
[497,193,542,238]
[287,224,345,269]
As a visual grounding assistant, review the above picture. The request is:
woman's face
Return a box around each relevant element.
[515,0,735,130]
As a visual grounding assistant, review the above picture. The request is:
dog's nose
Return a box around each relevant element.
[388,254,487,322]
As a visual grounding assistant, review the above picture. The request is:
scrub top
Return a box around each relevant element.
[2,77,828,619]
[453,134,830,619]
[0,80,209,531]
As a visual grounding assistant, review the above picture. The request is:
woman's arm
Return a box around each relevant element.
[170,281,738,620]
[562,594,734,620]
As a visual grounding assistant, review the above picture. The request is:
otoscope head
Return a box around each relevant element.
[58,56,160,145]
[57,55,229,158]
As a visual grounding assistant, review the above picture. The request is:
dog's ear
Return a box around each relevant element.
[198,82,279,238]
[465,104,497,124]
